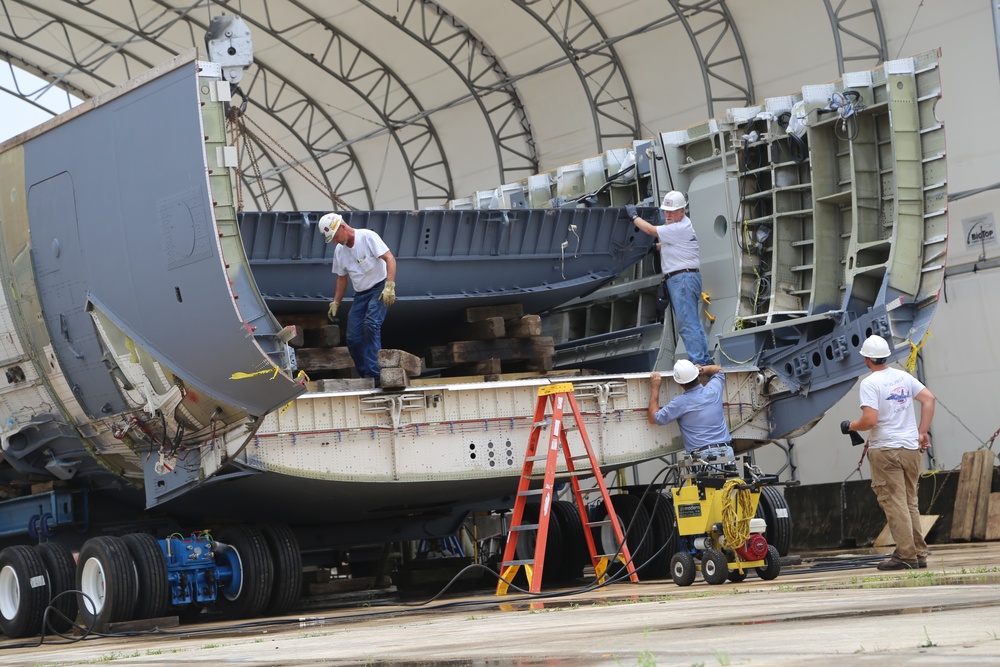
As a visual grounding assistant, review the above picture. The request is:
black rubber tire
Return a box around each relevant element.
[701,549,729,585]
[122,533,170,620]
[260,524,302,616]
[756,544,782,581]
[514,502,564,586]
[669,551,696,587]
[551,500,587,581]
[76,536,138,631]
[640,492,677,580]
[591,494,652,580]
[34,542,79,634]
[0,545,49,638]
[756,486,793,557]
[727,568,749,583]
[214,525,275,619]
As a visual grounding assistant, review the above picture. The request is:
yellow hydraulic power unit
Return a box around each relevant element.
[667,459,785,586]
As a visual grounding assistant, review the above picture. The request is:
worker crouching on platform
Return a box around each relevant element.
[648,360,734,460]
[319,213,397,380]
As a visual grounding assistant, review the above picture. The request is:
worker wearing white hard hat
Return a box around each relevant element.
[842,334,936,571]
[625,191,712,366]
[319,212,398,381]
[647,360,734,460]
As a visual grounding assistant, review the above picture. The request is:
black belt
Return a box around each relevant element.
[664,268,699,280]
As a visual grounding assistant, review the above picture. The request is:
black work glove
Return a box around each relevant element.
[625,204,638,221]
[840,420,865,446]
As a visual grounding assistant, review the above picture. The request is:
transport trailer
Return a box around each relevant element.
[0,37,947,636]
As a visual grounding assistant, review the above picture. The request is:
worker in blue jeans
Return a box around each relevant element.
[319,213,397,380]
[628,192,713,366]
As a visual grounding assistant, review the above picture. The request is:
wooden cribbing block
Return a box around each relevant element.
[873,515,939,548]
[379,367,411,389]
[295,347,355,371]
[464,303,524,323]
[950,449,995,541]
[444,336,554,364]
[303,325,341,348]
[461,317,506,340]
[505,314,541,338]
[985,493,1000,541]
[306,378,375,393]
[378,349,423,376]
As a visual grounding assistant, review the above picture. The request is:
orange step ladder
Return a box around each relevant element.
[495,383,639,594]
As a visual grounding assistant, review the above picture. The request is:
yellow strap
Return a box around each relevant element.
[230,367,281,381]
[905,330,932,373]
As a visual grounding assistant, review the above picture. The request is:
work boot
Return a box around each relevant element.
[876,555,917,571]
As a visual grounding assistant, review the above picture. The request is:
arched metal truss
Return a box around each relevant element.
[824,0,887,73]
[217,0,454,209]
[668,0,753,117]
[359,0,539,185]
[0,1,889,209]
[515,0,640,153]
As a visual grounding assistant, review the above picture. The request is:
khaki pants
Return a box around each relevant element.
[868,447,928,562]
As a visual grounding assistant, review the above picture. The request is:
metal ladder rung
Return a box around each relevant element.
[530,469,594,479]
[586,519,612,528]
[517,489,545,497]
[510,523,539,532]
[502,559,534,567]
[524,454,550,462]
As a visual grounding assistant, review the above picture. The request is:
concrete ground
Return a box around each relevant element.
[4,541,1000,666]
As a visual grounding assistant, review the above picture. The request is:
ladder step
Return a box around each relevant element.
[503,559,535,566]
[586,519,612,528]
[525,454,549,462]
[510,523,539,532]
[517,489,545,496]
[530,469,594,479]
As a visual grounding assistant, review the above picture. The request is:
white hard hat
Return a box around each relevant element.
[860,335,890,359]
[660,191,688,211]
[672,359,699,384]
[318,213,344,243]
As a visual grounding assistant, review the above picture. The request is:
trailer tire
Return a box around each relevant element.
[701,549,729,585]
[214,525,274,619]
[756,486,793,556]
[260,524,302,616]
[0,545,49,638]
[34,542,78,634]
[515,503,564,586]
[551,500,586,581]
[640,492,677,580]
[592,494,652,580]
[122,534,170,620]
[756,545,781,581]
[76,536,137,631]
[669,552,696,587]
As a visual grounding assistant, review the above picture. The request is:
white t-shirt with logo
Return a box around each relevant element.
[656,216,700,273]
[859,366,926,450]
[331,228,389,293]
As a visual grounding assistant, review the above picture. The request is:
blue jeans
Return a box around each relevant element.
[666,271,712,365]
[346,281,388,379]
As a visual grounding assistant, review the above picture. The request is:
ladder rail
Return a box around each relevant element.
[496,384,639,595]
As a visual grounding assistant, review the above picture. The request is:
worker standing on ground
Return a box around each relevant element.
[648,360,733,459]
[627,192,713,366]
[842,334,935,571]
[319,213,397,380]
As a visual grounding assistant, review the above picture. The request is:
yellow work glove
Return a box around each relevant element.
[327,301,339,321]
[379,280,396,307]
